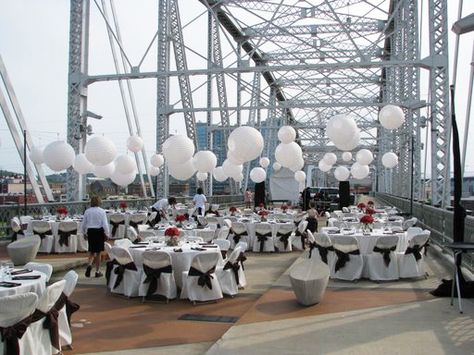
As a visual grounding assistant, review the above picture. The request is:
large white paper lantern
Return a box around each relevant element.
[213,166,227,182]
[29,146,44,164]
[250,167,266,183]
[192,151,217,173]
[323,152,337,165]
[222,159,243,179]
[342,152,353,162]
[273,162,282,171]
[85,136,117,166]
[168,159,196,181]
[334,166,350,181]
[259,157,270,168]
[149,166,160,176]
[196,172,208,181]
[356,149,374,165]
[162,135,195,164]
[275,142,303,168]
[43,141,75,171]
[115,155,136,174]
[227,150,246,165]
[277,126,296,143]
[334,129,360,151]
[227,126,264,162]
[318,160,332,172]
[126,135,144,153]
[379,105,405,130]
[326,114,358,144]
[94,162,115,178]
[150,153,164,168]
[382,152,399,168]
[111,170,136,187]
[73,154,94,174]
[234,173,244,182]
[294,170,306,183]
[289,157,304,172]
[351,162,370,179]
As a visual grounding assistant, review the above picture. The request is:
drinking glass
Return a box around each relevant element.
[5,262,14,280]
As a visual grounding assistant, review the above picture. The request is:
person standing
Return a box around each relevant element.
[151,197,177,225]
[244,188,253,209]
[302,187,311,211]
[81,196,110,278]
[306,202,319,233]
[193,187,207,216]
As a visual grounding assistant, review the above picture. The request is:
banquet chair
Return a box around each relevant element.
[229,221,249,249]
[213,239,231,259]
[0,292,38,355]
[206,216,220,229]
[331,236,363,281]
[180,252,223,303]
[25,262,53,282]
[7,236,41,266]
[146,212,158,227]
[398,231,431,278]
[55,221,79,253]
[292,220,308,250]
[139,250,177,302]
[342,207,350,213]
[114,238,133,248]
[108,247,140,297]
[216,226,230,240]
[197,216,208,227]
[274,223,294,252]
[406,227,424,240]
[126,226,139,243]
[366,235,400,281]
[76,230,88,252]
[216,246,243,296]
[58,270,79,349]
[128,212,147,232]
[327,218,339,227]
[308,232,335,268]
[139,230,158,240]
[109,213,126,239]
[253,223,275,252]
[31,220,54,253]
[222,219,233,229]
[403,217,418,230]
[10,216,24,241]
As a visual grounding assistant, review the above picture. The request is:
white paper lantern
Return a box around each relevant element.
[227,150,246,165]
[94,162,116,178]
[149,166,160,176]
[334,166,350,181]
[192,151,217,173]
[29,146,44,164]
[379,105,405,130]
[234,173,244,182]
[150,153,164,168]
[323,152,337,165]
[213,166,227,182]
[342,152,353,162]
[73,154,94,175]
[85,136,117,166]
[318,160,332,172]
[382,152,399,168]
[111,170,136,187]
[162,135,195,164]
[294,170,306,183]
[356,149,374,165]
[259,157,270,168]
[168,159,196,180]
[227,126,264,162]
[334,129,360,151]
[196,172,208,181]
[351,162,370,179]
[289,157,304,172]
[326,114,358,145]
[126,135,144,153]
[115,155,136,174]
[275,142,303,168]
[222,159,243,179]
[43,141,75,172]
[277,126,296,143]
[250,167,266,183]
[273,162,282,171]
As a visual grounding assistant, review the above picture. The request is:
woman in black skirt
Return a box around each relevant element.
[306,202,319,234]
[81,196,110,277]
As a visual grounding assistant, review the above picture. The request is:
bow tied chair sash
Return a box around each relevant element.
[105,259,119,286]
[237,252,247,270]
[34,229,52,240]
[11,230,23,242]
[256,231,272,253]
[31,307,60,351]
[373,245,397,267]
[143,264,173,297]
[113,261,138,290]
[334,248,360,273]
[58,229,77,247]
[308,242,334,264]
[223,261,240,286]
[0,315,33,355]
[128,220,140,232]
[188,266,216,290]
[110,220,125,237]
[53,292,80,326]
[277,231,292,250]
[232,230,247,244]
[405,241,430,261]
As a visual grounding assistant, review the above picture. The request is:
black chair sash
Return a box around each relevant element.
[53,292,80,326]
[58,229,77,247]
[0,315,32,355]
[105,259,119,286]
[256,231,272,252]
[110,220,125,237]
[31,307,60,351]
[11,230,23,242]
[113,261,138,290]
[405,241,430,261]
[232,230,247,244]
[129,220,140,231]
[237,252,247,270]
[277,231,292,250]
[143,264,172,297]
[223,261,240,286]
[188,266,216,290]
[33,229,52,240]
[308,242,334,264]
[373,245,396,267]
[334,248,360,273]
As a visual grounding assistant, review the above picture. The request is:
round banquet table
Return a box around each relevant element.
[0,270,47,298]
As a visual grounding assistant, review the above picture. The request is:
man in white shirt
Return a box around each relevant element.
[151,196,177,224]
[193,187,207,216]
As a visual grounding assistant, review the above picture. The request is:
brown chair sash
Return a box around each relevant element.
[58,229,77,247]
[308,242,334,264]
[128,221,140,231]
[373,245,397,267]
[255,231,272,253]
[110,221,125,237]
[105,259,119,286]
[31,307,60,350]
[0,315,33,355]
[334,248,360,273]
[113,261,138,290]
[53,292,80,326]
[223,261,240,286]
[11,230,23,242]
[277,231,292,250]
[231,230,247,244]
[405,241,430,261]
[237,252,247,271]
[33,229,52,240]
[143,264,172,297]
[188,266,216,290]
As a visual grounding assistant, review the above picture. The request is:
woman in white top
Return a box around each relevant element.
[193,187,207,216]
[81,196,110,278]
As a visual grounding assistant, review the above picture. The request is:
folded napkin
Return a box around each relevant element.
[12,275,41,280]
[203,245,218,248]
[191,247,206,251]
[173,248,183,252]
[11,269,33,276]
[0,281,21,288]
[129,245,147,249]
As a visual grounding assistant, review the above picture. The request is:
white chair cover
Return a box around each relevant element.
[76,231,88,252]
[403,217,418,230]
[58,270,79,348]
[331,236,363,281]
[128,213,147,232]
[55,221,78,253]
[126,227,139,242]
[108,247,140,297]
[216,246,243,296]
[139,251,177,300]
[252,223,275,252]
[366,235,400,281]
[31,220,54,253]
[109,213,126,239]
[398,232,430,278]
[222,219,232,229]
[292,220,308,250]
[146,212,158,227]
[114,239,133,248]
[216,226,230,240]
[197,216,208,227]
[406,227,423,239]
[104,242,114,260]
[24,262,53,282]
[180,252,223,302]
[274,224,294,252]
[229,222,249,249]
[139,230,157,240]
[308,232,335,269]
[213,239,230,258]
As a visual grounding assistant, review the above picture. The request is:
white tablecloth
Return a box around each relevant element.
[0,270,47,298]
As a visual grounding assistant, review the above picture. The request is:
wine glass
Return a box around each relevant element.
[5,262,14,280]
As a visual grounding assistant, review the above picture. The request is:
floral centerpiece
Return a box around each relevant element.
[56,206,68,220]
[229,206,238,216]
[258,210,269,222]
[357,202,366,211]
[258,203,265,210]
[281,204,288,213]
[119,201,127,212]
[365,207,375,215]
[165,226,180,246]
[360,214,374,233]
[175,214,186,227]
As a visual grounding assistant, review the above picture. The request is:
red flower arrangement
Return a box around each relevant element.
[360,215,374,225]
[367,200,374,206]
[281,204,288,211]
[119,202,127,209]
[229,206,237,213]
[259,203,264,209]
[258,210,269,217]
[56,207,68,215]
[164,226,180,237]
[175,214,186,223]
[357,202,366,209]
[365,207,375,215]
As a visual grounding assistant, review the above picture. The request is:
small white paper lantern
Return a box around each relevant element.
[275,142,303,168]
[115,155,136,174]
[318,160,332,172]
[342,152,353,162]
[222,159,243,179]
[234,173,244,182]
[323,152,337,165]
[289,157,304,172]
[250,167,266,183]
[227,150,246,165]
[196,172,208,181]
[382,152,399,168]
[168,159,196,181]
[111,170,136,187]
[335,129,360,151]
[334,166,350,181]
[273,162,282,171]
[294,170,306,183]
[213,166,227,182]
[379,105,405,130]
[350,162,370,179]
[326,114,358,145]
[227,126,264,162]
[94,162,116,178]
[162,135,195,164]
[259,157,270,168]
[43,141,75,171]
[85,136,117,166]
[126,135,144,153]
[356,149,374,165]
[149,166,160,176]
[277,126,297,143]
[73,154,94,174]
[192,150,217,173]
[29,146,44,164]
[150,153,164,168]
